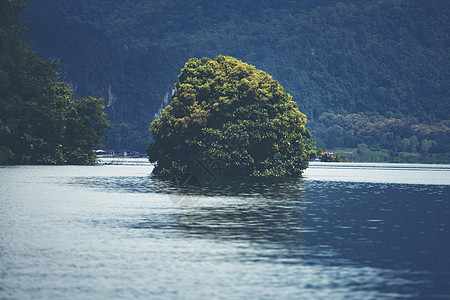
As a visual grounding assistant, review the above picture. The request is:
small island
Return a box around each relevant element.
[147,55,315,177]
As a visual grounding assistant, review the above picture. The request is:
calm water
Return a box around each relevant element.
[0,161,449,299]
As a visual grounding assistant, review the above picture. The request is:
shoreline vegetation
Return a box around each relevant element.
[343,151,448,164]
[96,152,449,166]
[0,1,110,165]
[309,113,450,164]
[317,147,449,164]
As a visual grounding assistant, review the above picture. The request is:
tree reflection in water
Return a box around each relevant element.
[155,175,307,249]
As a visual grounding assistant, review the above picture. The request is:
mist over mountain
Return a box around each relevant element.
[21,0,449,161]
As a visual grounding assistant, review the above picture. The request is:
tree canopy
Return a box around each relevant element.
[0,0,110,165]
[147,55,313,177]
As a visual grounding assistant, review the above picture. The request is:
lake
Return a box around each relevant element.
[0,161,449,299]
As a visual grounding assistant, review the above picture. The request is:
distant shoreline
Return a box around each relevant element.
[97,157,152,166]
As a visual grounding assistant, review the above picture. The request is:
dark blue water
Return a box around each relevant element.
[0,162,449,299]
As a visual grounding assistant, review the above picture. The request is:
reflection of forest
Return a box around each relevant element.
[173,177,306,246]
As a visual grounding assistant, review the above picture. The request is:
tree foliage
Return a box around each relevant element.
[0,0,110,165]
[147,55,313,177]
[310,112,450,163]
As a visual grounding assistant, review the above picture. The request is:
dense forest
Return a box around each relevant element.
[19,0,449,162]
[0,0,110,164]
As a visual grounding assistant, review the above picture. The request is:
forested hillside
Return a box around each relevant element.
[20,0,449,161]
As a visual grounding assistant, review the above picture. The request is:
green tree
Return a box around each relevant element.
[400,138,411,152]
[63,96,111,164]
[147,55,313,177]
[419,139,436,156]
[0,0,110,165]
[356,143,368,161]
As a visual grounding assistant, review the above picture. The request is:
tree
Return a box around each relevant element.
[147,55,313,177]
[63,96,111,164]
[0,0,110,165]
[400,138,410,152]
[356,143,368,161]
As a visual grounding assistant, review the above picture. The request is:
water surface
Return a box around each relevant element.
[0,162,449,299]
